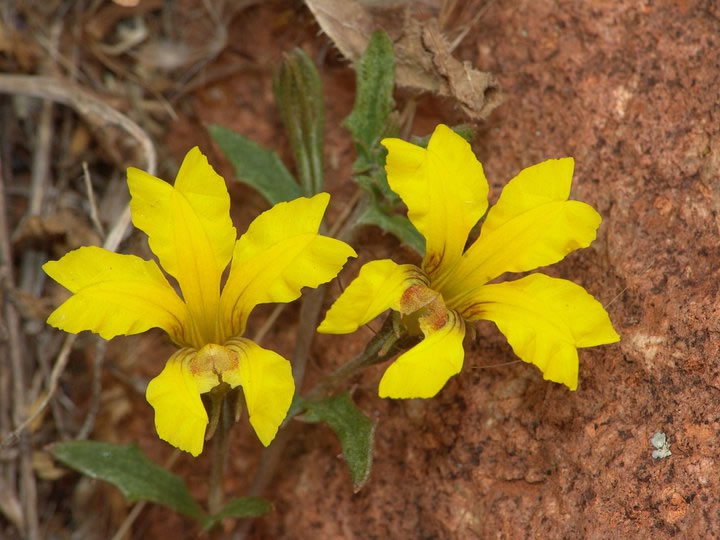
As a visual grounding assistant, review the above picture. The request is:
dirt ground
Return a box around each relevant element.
[2,0,719,538]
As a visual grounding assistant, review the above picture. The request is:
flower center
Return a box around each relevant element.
[399,284,449,336]
[190,343,238,381]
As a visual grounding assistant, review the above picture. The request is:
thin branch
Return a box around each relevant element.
[448,0,497,53]
[18,96,53,295]
[82,162,105,237]
[251,304,285,346]
[0,75,157,175]
[75,339,107,440]
[0,152,39,539]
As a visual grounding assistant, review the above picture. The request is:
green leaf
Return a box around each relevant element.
[273,48,325,195]
[203,497,271,531]
[358,203,425,255]
[344,30,396,168]
[52,441,205,522]
[343,31,425,253]
[208,124,302,205]
[302,393,375,492]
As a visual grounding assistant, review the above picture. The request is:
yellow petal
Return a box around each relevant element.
[381,124,488,281]
[378,309,465,399]
[464,273,620,390]
[441,158,601,305]
[224,338,294,446]
[43,246,189,344]
[317,259,427,334]
[220,193,356,337]
[145,348,217,457]
[127,147,236,346]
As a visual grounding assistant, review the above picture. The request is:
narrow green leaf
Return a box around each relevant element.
[52,441,205,521]
[302,393,375,492]
[202,497,271,531]
[344,30,395,165]
[273,48,325,195]
[358,203,425,255]
[208,124,302,205]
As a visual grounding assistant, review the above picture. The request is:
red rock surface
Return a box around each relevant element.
[159,0,720,538]
[245,1,720,538]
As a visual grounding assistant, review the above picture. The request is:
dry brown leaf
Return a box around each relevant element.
[32,450,67,481]
[305,0,502,120]
[305,0,376,60]
[14,210,101,256]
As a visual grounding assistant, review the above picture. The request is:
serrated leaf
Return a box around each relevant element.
[358,203,425,255]
[302,393,375,492]
[208,124,302,205]
[203,497,271,531]
[344,30,396,170]
[273,48,325,195]
[52,441,205,521]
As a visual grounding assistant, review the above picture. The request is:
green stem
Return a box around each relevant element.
[232,316,413,539]
[305,316,412,400]
[208,399,232,515]
[291,285,327,387]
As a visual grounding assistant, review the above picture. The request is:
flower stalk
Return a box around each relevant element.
[306,316,414,400]
[208,398,233,515]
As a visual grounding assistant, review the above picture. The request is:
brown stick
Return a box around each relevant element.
[0,154,39,538]
[0,75,157,175]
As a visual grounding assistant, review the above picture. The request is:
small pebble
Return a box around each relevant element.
[651,431,672,460]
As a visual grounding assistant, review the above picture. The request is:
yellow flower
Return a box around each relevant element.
[43,148,356,456]
[318,125,619,397]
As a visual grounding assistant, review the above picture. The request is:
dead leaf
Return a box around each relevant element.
[305,0,375,60]
[14,210,102,256]
[305,0,502,120]
[396,18,502,119]
[32,450,67,481]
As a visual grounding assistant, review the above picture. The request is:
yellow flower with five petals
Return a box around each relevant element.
[318,125,619,397]
[43,148,356,456]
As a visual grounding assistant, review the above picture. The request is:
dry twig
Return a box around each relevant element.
[0,156,40,538]
[81,162,106,238]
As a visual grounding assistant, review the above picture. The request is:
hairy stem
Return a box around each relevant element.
[208,399,232,515]
[234,317,413,539]
[306,316,410,400]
